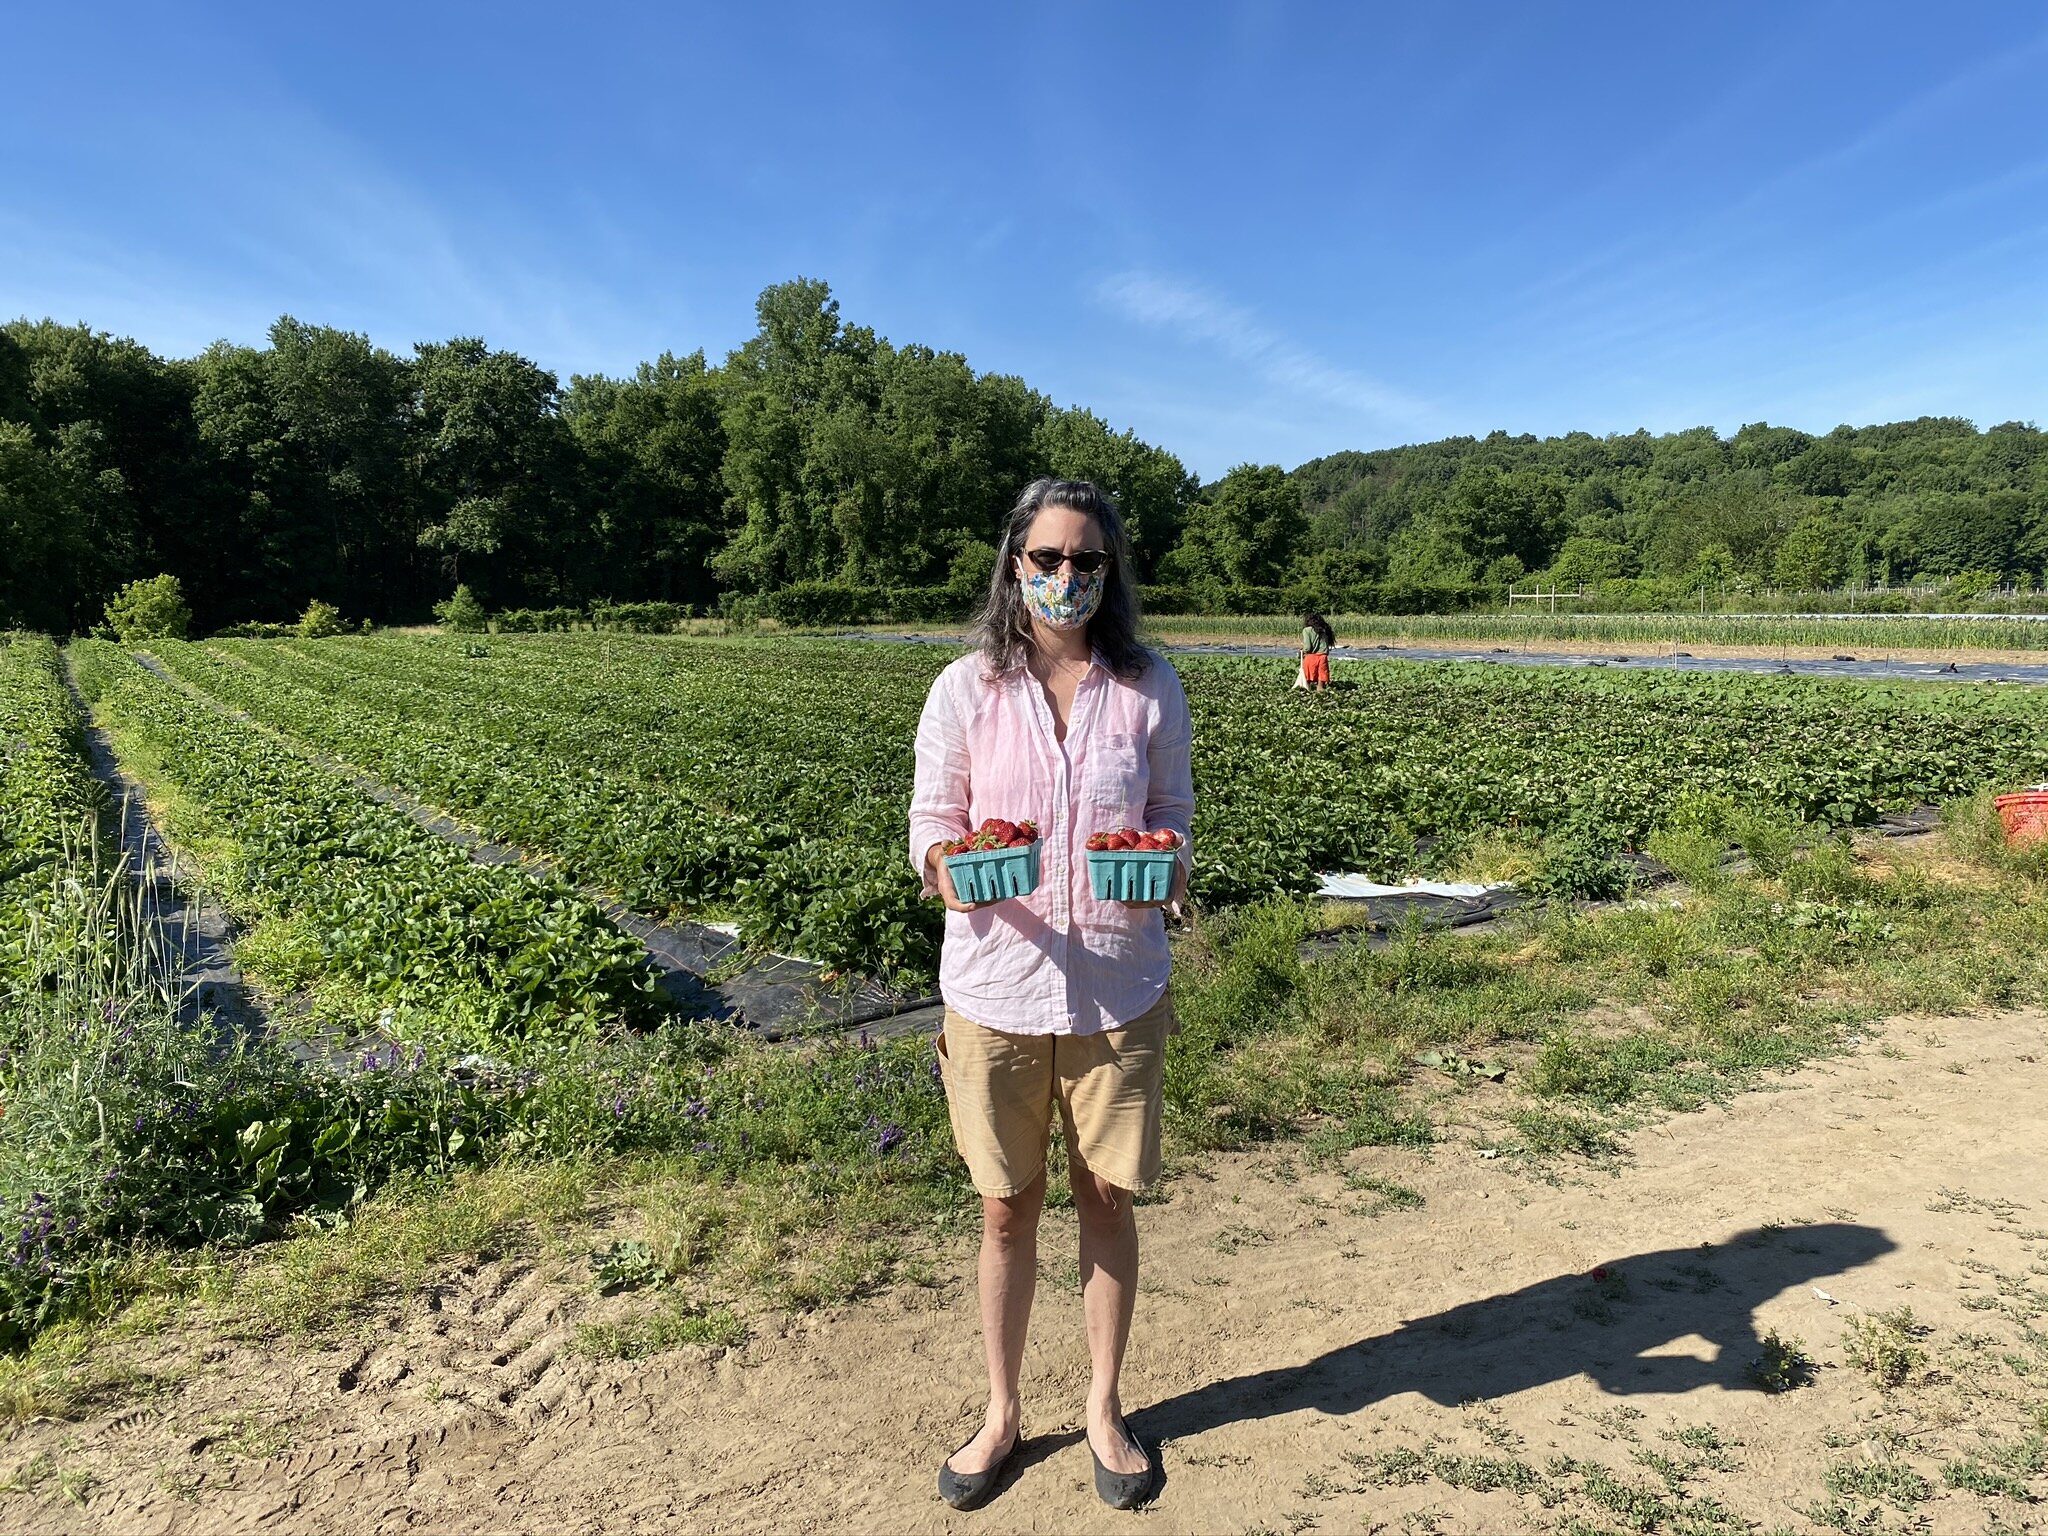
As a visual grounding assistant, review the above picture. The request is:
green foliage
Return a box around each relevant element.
[1841,1306,1929,1388]
[1942,1456,2034,1500]
[101,575,190,645]
[131,634,2048,985]
[73,641,661,1045]
[589,600,688,632]
[1525,818,1638,902]
[433,585,488,633]
[1747,1328,1815,1392]
[1823,1457,1933,1509]
[1165,464,1305,589]
[10,288,2048,636]
[0,638,102,991]
[296,599,345,638]
[573,1300,746,1360]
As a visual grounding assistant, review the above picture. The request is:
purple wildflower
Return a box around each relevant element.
[875,1124,905,1156]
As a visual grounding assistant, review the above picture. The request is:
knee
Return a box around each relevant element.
[1070,1170,1133,1230]
[982,1189,1042,1246]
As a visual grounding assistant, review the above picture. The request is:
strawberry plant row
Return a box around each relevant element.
[69,642,661,1047]
[0,636,103,990]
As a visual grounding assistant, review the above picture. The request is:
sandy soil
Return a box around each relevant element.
[6,1011,2046,1535]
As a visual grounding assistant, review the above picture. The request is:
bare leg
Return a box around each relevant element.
[1071,1159,1147,1475]
[947,1170,1046,1474]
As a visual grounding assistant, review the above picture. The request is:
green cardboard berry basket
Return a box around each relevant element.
[944,840,1042,902]
[1086,848,1178,902]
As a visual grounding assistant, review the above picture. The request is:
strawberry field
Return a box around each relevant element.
[119,633,2048,999]
[69,642,663,1047]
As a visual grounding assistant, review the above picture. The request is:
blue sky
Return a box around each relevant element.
[4,2,2045,478]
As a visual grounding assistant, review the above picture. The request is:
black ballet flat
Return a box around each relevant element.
[937,1433,1018,1510]
[1091,1428,1156,1510]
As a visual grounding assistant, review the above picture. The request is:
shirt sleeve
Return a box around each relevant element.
[908,665,973,896]
[1144,659,1196,883]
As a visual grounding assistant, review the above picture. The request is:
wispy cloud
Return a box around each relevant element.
[1096,270,1433,431]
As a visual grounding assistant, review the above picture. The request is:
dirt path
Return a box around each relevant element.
[7,1011,2046,1534]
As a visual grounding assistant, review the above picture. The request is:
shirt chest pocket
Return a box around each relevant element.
[1081,731,1145,818]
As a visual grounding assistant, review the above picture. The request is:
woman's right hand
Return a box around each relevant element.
[927,846,989,913]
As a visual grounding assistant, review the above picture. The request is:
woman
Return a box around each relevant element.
[908,477,1193,1512]
[1300,610,1335,690]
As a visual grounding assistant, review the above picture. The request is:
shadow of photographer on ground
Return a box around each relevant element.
[1140,1222,1894,1445]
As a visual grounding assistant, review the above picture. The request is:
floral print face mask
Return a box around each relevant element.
[1020,566,1105,630]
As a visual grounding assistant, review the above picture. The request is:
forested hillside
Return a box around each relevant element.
[4,277,2043,633]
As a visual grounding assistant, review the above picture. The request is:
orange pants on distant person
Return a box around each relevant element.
[1302,652,1331,687]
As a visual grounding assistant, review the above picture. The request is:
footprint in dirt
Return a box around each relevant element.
[1138,1222,1892,1441]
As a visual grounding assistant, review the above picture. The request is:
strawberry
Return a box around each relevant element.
[983,818,1018,843]
[1085,832,1110,851]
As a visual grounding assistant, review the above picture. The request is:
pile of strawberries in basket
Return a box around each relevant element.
[1085,827,1182,852]
[940,818,1041,855]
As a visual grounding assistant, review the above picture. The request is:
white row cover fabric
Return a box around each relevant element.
[1315,874,1512,900]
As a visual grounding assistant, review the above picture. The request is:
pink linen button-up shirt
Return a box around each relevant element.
[907,648,1195,1036]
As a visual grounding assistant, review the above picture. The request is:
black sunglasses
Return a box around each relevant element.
[1022,547,1113,575]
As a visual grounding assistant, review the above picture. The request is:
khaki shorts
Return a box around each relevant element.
[936,991,1173,1198]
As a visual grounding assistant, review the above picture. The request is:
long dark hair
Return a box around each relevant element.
[971,477,1150,681]
[1303,610,1336,648]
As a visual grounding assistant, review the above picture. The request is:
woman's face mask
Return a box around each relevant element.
[1020,565,1105,630]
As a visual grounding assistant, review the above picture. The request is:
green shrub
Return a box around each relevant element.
[1747,1328,1814,1392]
[433,585,489,634]
[1526,818,1637,901]
[589,600,687,633]
[760,582,880,627]
[491,606,581,633]
[1841,1306,1928,1388]
[296,599,345,638]
[101,574,190,644]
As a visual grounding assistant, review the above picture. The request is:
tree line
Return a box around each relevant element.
[4,276,2044,634]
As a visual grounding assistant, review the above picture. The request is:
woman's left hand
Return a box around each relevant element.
[1122,857,1188,911]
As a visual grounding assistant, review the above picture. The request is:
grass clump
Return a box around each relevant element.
[1823,1457,1934,1509]
[1841,1306,1929,1389]
[1942,1456,2034,1500]
[1508,1105,1621,1160]
[1747,1329,1814,1393]
[572,1300,745,1361]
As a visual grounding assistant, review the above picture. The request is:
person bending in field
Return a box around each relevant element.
[1300,610,1335,689]
[909,477,1194,1513]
